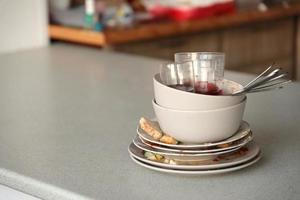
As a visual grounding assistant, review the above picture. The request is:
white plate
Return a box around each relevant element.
[133,136,247,157]
[128,141,260,170]
[137,120,251,149]
[130,153,261,175]
[139,133,253,153]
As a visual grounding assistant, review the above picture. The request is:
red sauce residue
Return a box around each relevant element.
[195,81,223,95]
[168,81,223,95]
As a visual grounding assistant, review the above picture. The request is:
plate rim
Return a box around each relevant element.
[133,135,249,156]
[128,141,260,170]
[137,120,251,149]
[130,152,261,174]
[139,133,253,153]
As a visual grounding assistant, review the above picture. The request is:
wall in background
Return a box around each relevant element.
[0,0,48,54]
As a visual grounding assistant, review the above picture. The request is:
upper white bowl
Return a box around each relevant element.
[152,98,246,144]
[154,73,245,111]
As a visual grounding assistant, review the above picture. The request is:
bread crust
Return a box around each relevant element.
[139,117,162,140]
[159,135,178,145]
[139,117,178,144]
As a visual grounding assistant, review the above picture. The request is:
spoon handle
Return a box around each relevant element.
[250,80,291,91]
[243,65,273,89]
[243,69,283,91]
[232,69,283,95]
[247,86,284,93]
[241,80,291,94]
[232,79,291,96]
[265,73,288,83]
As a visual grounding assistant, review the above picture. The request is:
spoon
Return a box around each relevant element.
[250,79,291,91]
[246,86,284,94]
[232,66,291,95]
[243,65,273,89]
[242,68,283,91]
[232,78,290,95]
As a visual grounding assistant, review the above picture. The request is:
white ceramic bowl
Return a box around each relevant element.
[152,98,246,144]
[153,73,245,111]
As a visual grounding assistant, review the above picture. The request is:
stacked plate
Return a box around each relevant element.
[128,120,261,175]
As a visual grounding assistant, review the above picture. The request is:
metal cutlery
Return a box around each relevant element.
[232,65,291,95]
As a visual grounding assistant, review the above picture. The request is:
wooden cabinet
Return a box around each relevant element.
[112,19,295,77]
[222,19,293,75]
[112,31,221,60]
[49,4,300,79]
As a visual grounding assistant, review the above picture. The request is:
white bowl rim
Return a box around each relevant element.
[152,97,247,113]
[154,73,244,97]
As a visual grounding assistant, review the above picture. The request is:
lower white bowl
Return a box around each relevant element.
[152,98,246,144]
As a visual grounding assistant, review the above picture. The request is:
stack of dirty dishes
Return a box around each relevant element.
[128,52,261,175]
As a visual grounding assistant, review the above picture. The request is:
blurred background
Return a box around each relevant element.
[1,0,300,80]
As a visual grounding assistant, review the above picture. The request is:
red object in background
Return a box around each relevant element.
[149,1,236,22]
[149,6,171,19]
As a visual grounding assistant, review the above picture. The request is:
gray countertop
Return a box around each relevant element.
[0,44,299,200]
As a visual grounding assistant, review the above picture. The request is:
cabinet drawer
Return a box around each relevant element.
[229,58,293,79]
[222,19,294,70]
[113,32,221,60]
[112,18,294,78]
